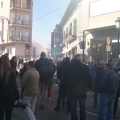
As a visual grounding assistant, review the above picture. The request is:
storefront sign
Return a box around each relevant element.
[106,36,111,45]
[106,45,111,51]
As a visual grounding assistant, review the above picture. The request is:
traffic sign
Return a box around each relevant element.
[1,47,5,51]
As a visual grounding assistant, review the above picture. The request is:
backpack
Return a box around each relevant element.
[35,58,54,85]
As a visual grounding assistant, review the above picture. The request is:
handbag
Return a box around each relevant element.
[12,107,36,120]
[14,102,27,109]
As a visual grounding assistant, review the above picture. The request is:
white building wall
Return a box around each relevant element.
[0,0,10,43]
[0,0,32,58]
[82,0,120,61]
[82,0,120,30]
[15,43,25,57]
[63,4,83,57]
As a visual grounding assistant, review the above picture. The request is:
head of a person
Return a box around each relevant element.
[64,57,70,64]
[104,63,113,72]
[23,63,27,70]
[11,56,17,62]
[49,57,53,63]
[73,54,82,62]
[96,58,100,63]
[0,55,11,84]
[26,61,35,70]
[4,53,9,58]
[40,52,46,58]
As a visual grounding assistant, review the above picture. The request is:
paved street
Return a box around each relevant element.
[34,84,120,120]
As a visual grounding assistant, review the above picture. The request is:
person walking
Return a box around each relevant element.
[0,55,20,120]
[64,54,93,120]
[19,63,27,98]
[54,57,70,112]
[21,61,39,113]
[10,56,19,77]
[48,58,56,101]
[35,52,53,109]
[113,65,120,116]
[93,65,104,107]
[98,63,120,120]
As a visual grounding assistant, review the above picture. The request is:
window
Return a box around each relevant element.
[66,28,68,38]
[69,23,72,35]
[1,2,3,8]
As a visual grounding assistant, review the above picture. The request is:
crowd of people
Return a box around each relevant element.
[0,52,120,120]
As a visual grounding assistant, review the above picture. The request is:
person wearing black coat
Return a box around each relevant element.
[54,57,70,112]
[64,54,93,120]
[10,56,19,77]
[0,55,20,120]
[19,63,27,99]
[35,52,53,109]
[113,66,120,115]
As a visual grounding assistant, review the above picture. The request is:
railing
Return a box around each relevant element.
[64,27,77,40]
[10,19,30,26]
[10,36,30,42]
[10,2,31,9]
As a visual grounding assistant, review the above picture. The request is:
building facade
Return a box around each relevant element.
[51,0,82,61]
[62,1,83,59]
[0,0,32,59]
[51,24,63,62]
[52,0,120,62]
[82,0,120,62]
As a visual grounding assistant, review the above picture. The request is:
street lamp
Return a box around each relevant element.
[78,31,86,62]
[115,17,120,57]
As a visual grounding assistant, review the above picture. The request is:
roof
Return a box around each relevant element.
[59,0,82,26]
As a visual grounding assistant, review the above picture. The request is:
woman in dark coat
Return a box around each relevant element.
[0,55,20,120]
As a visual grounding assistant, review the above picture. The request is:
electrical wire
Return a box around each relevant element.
[33,4,67,22]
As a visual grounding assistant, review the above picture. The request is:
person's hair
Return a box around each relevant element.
[64,57,70,64]
[40,52,46,57]
[0,55,11,84]
[4,53,9,57]
[74,54,81,61]
[105,63,113,70]
[49,58,53,63]
[11,56,17,61]
[23,63,27,70]
[27,61,35,68]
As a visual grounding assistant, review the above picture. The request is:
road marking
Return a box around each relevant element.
[77,108,98,117]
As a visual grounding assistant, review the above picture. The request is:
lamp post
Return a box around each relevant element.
[115,17,120,57]
[78,31,86,62]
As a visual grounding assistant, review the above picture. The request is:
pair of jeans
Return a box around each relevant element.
[70,98,86,120]
[0,107,13,120]
[40,83,49,105]
[98,93,115,120]
[113,89,120,115]
[94,84,98,106]
[55,85,64,109]
[23,96,37,113]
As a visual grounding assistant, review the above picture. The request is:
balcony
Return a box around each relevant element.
[64,27,77,43]
[9,36,30,42]
[9,19,30,27]
[10,2,31,11]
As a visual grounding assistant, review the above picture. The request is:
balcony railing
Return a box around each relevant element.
[10,36,30,42]
[10,19,30,26]
[11,2,31,10]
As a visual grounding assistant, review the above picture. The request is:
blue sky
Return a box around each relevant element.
[32,0,70,46]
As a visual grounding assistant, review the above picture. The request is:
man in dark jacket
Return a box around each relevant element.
[98,63,120,120]
[35,52,53,109]
[93,66,104,107]
[113,66,120,115]
[64,54,92,120]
